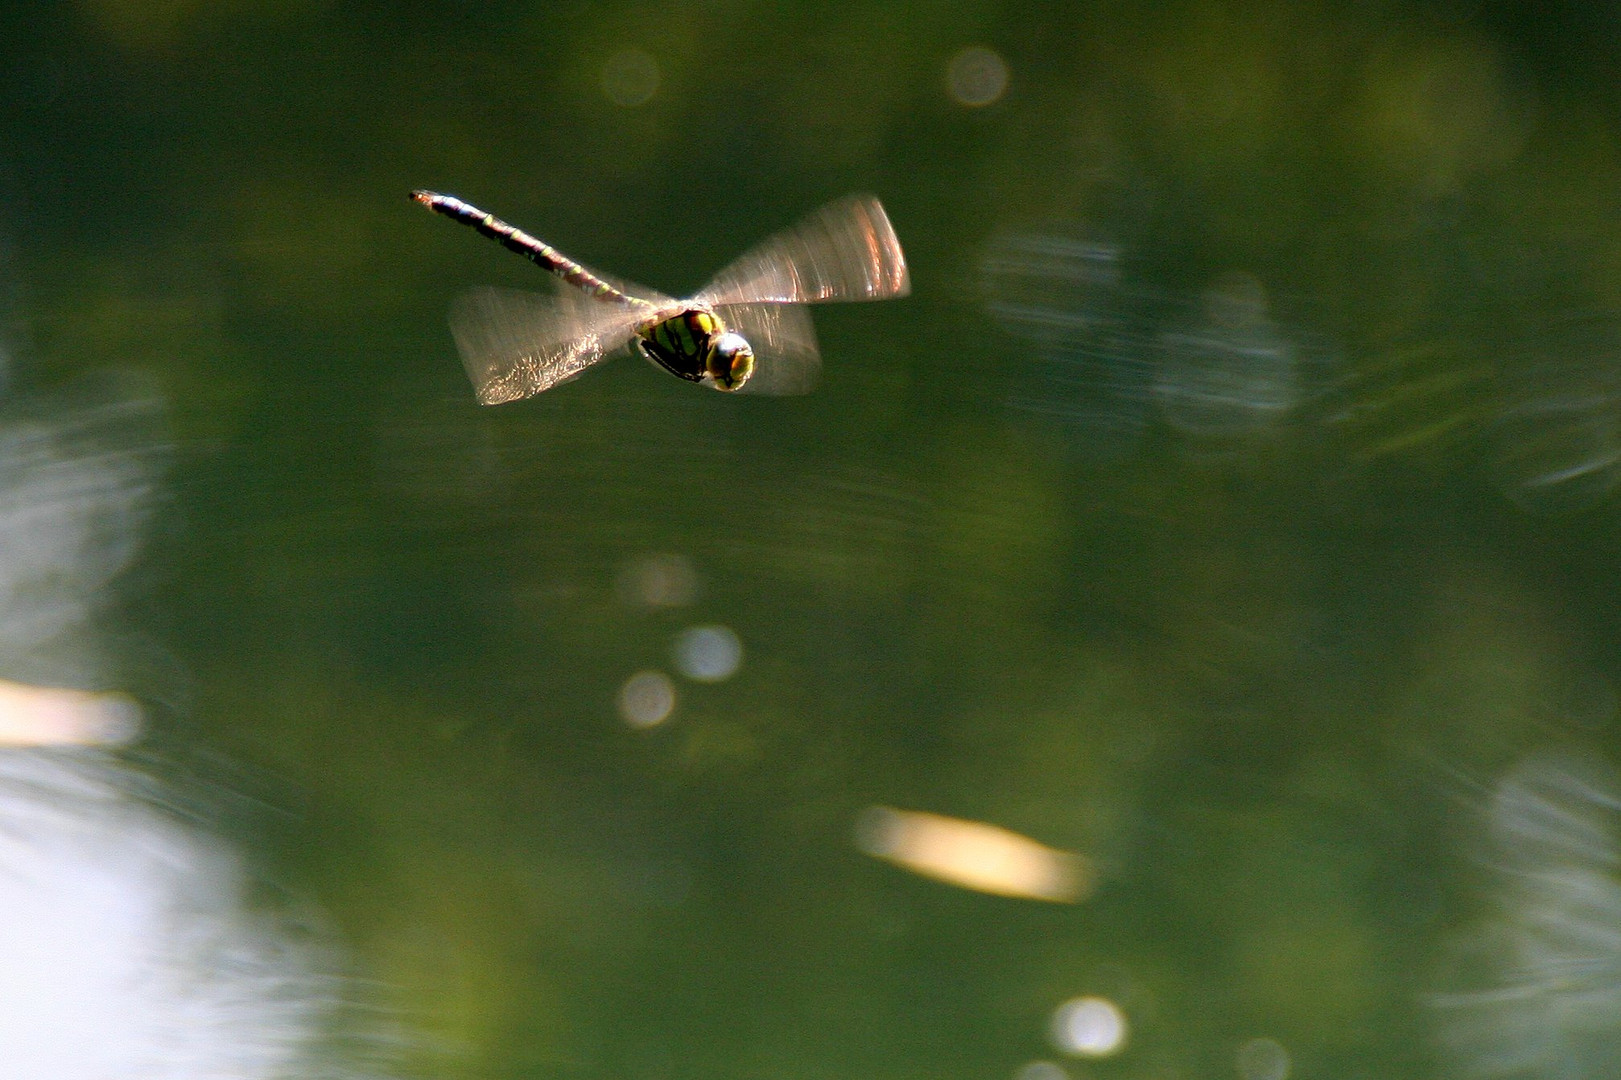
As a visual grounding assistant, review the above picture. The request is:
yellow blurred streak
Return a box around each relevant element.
[0,678,140,747]
[78,0,204,51]
[1355,34,1530,191]
[78,0,327,53]
[856,806,1090,902]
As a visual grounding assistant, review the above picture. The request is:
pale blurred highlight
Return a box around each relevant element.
[1430,748,1621,1079]
[1154,272,1298,439]
[616,553,699,609]
[947,47,1010,107]
[0,386,160,686]
[0,678,140,747]
[618,670,676,729]
[1491,315,1621,515]
[602,47,659,108]
[1015,1061,1069,1080]
[1050,995,1127,1057]
[0,352,394,1073]
[0,752,395,1079]
[1236,1037,1291,1080]
[673,624,742,683]
[855,806,1091,902]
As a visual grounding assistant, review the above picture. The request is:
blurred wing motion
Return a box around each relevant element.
[449,286,653,404]
[717,302,821,395]
[695,195,910,307]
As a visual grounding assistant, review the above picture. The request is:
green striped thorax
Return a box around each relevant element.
[635,308,756,392]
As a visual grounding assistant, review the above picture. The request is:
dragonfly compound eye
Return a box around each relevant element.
[709,332,755,391]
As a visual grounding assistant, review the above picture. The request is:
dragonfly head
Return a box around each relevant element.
[704,331,755,391]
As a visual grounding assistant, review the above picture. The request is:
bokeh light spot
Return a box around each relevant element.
[1236,1038,1290,1080]
[947,47,1009,107]
[1051,995,1128,1057]
[616,553,699,608]
[673,625,742,682]
[1155,271,1297,438]
[1016,1061,1069,1080]
[602,47,660,107]
[618,670,675,728]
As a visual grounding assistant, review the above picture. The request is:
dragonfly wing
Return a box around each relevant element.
[718,303,822,396]
[694,195,910,307]
[448,286,647,403]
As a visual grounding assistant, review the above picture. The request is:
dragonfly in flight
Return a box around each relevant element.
[412,191,910,403]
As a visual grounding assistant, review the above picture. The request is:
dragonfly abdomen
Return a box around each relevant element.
[411,190,647,308]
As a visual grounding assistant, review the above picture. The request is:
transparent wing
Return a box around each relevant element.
[718,303,822,396]
[694,195,910,307]
[447,286,650,404]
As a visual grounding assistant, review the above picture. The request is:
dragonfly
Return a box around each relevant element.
[411,190,910,403]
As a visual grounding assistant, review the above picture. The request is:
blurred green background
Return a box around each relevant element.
[7,0,1621,1077]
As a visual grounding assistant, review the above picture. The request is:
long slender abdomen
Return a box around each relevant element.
[411,190,645,307]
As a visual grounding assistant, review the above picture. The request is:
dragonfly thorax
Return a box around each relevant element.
[635,308,755,392]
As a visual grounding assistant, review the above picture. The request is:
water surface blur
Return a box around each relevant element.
[6,1,1621,1078]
